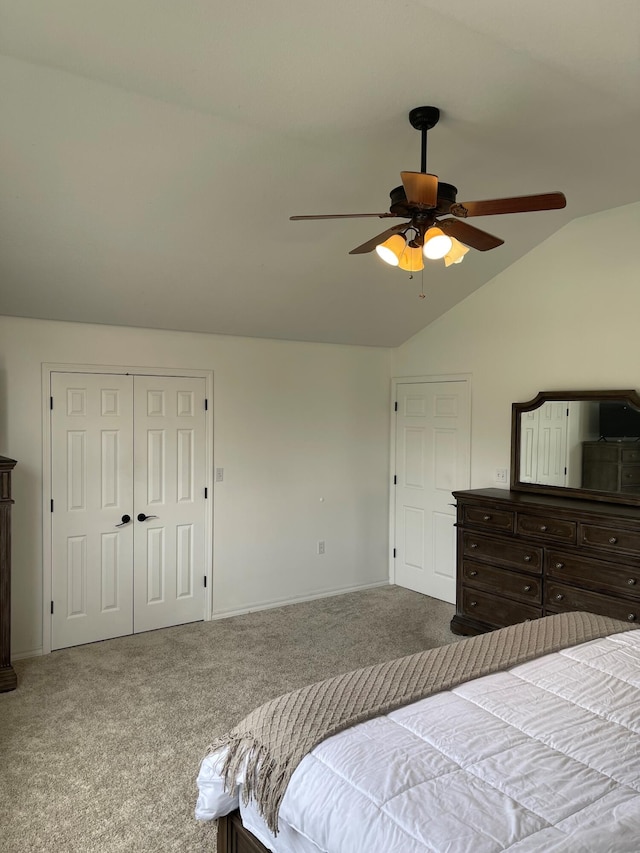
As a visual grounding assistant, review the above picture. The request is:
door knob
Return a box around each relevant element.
[137,513,159,522]
[115,514,131,527]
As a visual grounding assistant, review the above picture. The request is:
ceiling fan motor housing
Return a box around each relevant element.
[389,181,458,218]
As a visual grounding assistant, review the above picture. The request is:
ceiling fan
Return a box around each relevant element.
[290,106,566,271]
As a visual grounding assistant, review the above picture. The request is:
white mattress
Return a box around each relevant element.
[196,630,640,852]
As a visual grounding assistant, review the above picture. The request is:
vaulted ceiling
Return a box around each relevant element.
[0,0,638,346]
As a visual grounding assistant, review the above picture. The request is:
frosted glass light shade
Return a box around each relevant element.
[398,244,424,272]
[423,227,453,260]
[444,238,470,267]
[375,234,405,266]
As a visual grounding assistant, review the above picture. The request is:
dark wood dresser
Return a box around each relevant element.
[451,487,640,636]
[0,455,17,692]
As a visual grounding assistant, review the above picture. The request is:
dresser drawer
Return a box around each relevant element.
[462,588,542,628]
[620,466,640,486]
[462,532,542,573]
[516,513,576,542]
[622,448,640,463]
[545,582,639,624]
[463,560,542,604]
[461,505,514,533]
[580,523,640,554]
[546,550,640,598]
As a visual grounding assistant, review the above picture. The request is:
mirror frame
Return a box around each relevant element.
[511,389,640,506]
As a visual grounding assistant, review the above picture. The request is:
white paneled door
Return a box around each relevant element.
[51,373,135,648]
[394,380,470,603]
[133,376,206,633]
[51,372,207,650]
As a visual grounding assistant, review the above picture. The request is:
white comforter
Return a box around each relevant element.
[196,630,640,852]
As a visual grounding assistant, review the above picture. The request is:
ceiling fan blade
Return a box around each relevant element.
[451,192,566,218]
[290,213,397,221]
[438,218,504,251]
[400,172,438,208]
[349,223,408,255]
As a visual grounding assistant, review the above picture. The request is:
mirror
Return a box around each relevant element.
[511,390,640,506]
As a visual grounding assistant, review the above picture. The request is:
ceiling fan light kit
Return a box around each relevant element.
[290,106,566,279]
[422,227,452,260]
[397,244,424,273]
[375,234,405,266]
[444,238,470,267]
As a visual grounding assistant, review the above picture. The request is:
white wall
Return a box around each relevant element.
[393,201,640,490]
[0,317,392,656]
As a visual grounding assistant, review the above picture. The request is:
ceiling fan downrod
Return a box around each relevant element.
[409,106,440,174]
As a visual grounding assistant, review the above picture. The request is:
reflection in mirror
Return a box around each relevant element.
[512,391,640,506]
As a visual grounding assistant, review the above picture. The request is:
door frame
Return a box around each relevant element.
[41,362,214,655]
[389,373,472,585]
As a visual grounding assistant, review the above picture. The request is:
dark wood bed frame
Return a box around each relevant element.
[217,810,271,853]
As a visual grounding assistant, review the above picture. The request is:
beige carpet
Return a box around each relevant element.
[0,585,457,852]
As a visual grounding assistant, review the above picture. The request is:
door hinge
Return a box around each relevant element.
[204,487,208,499]
[50,601,54,615]
[565,467,567,475]
[566,408,569,416]
[205,398,208,411]
[393,475,397,485]
[393,548,396,558]
[51,499,54,512]
[50,396,53,410]
[204,575,207,588]
[394,401,398,412]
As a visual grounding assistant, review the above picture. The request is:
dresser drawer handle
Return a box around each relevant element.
[523,555,532,562]
[483,514,492,521]
[523,585,532,592]
[628,578,637,586]
[469,542,478,549]
[555,562,564,569]
[628,614,637,622]
[539,525,548,532]
[609,537,618,544]
[555,593,564,601]
[469,600,478,608]
[468,570,478,577]
[625,473,633,479]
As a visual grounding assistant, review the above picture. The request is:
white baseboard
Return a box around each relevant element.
[12,582,390,658]
[12,647,43,661]
[210,579,390,621]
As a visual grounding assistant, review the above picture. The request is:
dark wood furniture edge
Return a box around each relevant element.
[450,612,492,636]
[217,811,271,853]
[0,667,18,692]
[0,456,17,693]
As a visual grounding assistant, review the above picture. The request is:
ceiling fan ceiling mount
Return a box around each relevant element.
[408,105,441,133]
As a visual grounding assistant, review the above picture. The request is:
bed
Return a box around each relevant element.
[196,613,640,852]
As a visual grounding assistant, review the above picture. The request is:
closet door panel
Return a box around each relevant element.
[132,376,206,633]
[51,373,134,649]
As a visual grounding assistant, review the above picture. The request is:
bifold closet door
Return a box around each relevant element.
[51,372,207,650]
[51,373,135,650]
[132,375,206,633]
